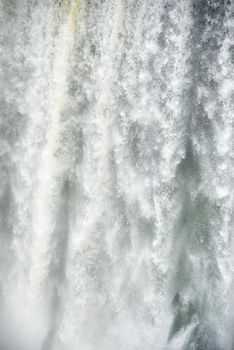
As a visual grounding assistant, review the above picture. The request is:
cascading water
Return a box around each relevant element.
[0,1,234,349]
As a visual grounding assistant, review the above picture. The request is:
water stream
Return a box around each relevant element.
[0,1,234,349]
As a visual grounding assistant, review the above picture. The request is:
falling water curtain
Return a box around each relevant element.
[0,1,234,349]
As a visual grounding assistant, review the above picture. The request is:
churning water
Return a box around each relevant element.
[0,1,234,349]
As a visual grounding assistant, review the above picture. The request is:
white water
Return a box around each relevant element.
[0,1,234,349]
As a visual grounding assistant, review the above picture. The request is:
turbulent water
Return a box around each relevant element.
[0,0,234,349]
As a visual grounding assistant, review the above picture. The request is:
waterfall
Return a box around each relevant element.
[0,1,234,349]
